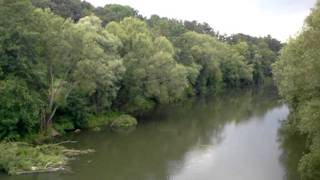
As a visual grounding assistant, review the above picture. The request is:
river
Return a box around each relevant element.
[0,86,303,180]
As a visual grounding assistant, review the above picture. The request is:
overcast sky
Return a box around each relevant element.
[85,0,316,41]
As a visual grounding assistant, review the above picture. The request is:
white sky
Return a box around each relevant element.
[85,0,316,42]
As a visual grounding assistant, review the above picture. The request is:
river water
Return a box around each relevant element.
[0,86,303,180]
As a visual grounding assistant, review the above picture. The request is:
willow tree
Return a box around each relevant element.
[30,9,90,131]
[75,15,125,114]
[176,31,253,94]
[35,13,126,130]
[106,17,189,113]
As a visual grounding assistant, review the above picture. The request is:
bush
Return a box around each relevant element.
[299,136,320,180]
[87,111,122,129]
[87,115,111,129]
[110,114,137,129]
[0,78,42,140]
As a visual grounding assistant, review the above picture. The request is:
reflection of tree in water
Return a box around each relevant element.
[278,114,308,180]
[9,85,281,180]
[71,86,280,180]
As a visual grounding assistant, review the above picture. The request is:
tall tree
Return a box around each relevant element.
[31,0,94,21]
[94,4,139,26]
[0,0,39,81]
[273,1,320,179]
[176,31,253,94]
[75,15,125,114]
[31,8,89,130]
[106,17,189,113]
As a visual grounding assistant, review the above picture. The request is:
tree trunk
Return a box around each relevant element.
[40,105,58,133]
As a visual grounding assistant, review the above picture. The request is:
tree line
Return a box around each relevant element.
[0,0,281,140]
[273,1,320,179]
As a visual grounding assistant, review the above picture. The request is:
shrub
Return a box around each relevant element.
[110,114,137,129]
[87,111,122,129]
[0,78,42,140]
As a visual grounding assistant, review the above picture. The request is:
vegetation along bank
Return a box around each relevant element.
[0,0,284,175]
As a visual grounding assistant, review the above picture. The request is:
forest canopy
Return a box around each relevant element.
[0,0,281,140]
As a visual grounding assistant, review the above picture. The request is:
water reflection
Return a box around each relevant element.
[0,86,299,180]
[278,113,307,180]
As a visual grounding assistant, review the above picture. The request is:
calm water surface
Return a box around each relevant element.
[1,87,303,180]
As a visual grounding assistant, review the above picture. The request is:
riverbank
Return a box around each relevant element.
[0,83,278,176]
[0,87,295,180]
[0,113,137,176]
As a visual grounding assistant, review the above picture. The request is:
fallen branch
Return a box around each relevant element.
[52,140,78,146]
[15,167,67,175]
[63,149,95,156]
[0,142,94,175]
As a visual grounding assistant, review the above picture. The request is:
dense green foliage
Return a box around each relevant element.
[0,78,41,140]
[228,34,282,83]
[273,1,320,179]
[94,4,139,26]
[175,31,253,93]
[0,0,280,141]
[110,114,137,129]
[31,0,94,21]
[106,17,189,113]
